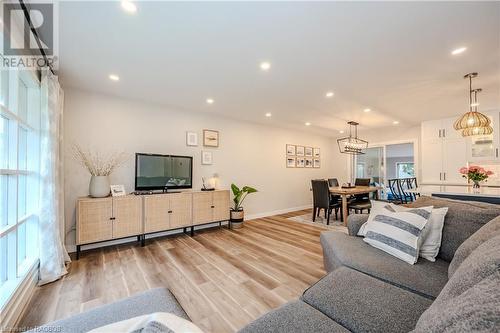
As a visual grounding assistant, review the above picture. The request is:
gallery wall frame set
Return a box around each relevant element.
[286,144,320,168]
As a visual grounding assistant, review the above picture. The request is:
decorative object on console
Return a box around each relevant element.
[186,131,198,146]
[201,151,213,165]
[203,129,219,147]
[286,144,296,155]
[110,185,126,197]
[72,144,128,198]
[337,121,368,155]
[459,165,493,189]
[230,183,258,229]
[453,73,493,137]
[201,177,215,191]
[286,156,296,168]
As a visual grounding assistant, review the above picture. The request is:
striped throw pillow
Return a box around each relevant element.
[363,206,433,264]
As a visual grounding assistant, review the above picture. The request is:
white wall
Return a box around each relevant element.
[63,89,340,247]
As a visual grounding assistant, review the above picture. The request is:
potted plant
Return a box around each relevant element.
[459,165,493,189]
[73,144,128,197]
[230,183,257,229]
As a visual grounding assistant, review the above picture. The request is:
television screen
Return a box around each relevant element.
[135,153,193,191]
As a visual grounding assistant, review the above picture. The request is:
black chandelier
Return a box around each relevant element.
[337,121,368,155]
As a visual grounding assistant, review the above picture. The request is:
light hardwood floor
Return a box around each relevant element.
[19,209,333,333]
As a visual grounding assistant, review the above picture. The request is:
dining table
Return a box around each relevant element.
[329,186,382,226]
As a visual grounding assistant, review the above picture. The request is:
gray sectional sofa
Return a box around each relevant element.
[241,196,500,333]
[34,196,500,333]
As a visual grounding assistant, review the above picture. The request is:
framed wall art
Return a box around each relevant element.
[203,129,219,147]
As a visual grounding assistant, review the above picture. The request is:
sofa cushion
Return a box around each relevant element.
[301,267,433,333]
[31,288,189,333]
[405,196,500,261]
[321,231,448,298]
[238,300,350,333]
[448,215,500,278]
[347,214,369,236]
[412,235,500,332]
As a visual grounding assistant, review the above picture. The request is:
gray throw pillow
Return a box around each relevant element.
[449,215,500,279]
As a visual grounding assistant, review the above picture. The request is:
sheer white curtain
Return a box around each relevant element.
[38,68,70,285]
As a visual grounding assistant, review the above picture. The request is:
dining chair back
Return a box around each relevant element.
[311,179,330,209]
[388,178,404,204]
[328,178,339,187]
[353,178,371,201]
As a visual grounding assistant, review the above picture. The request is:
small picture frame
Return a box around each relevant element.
[313,158,321,168]
[296,146,305,157]
[203,129,219,147]
[305,157,313,168]
[201,151,213,165]
[305,147,313,157]
[313,148,320,158]
[110,185,126,197]
[286,144,296,156]
[296,157,305,168]
[186,131,198,146]
[286,156,296,168]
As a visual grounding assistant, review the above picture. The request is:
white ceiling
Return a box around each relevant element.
[57,1,500,136]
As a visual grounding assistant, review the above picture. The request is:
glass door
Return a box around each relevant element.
[355,147,385,198]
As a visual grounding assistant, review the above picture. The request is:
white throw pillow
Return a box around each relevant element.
[363,206,433,264]
[389,204,448,262]
[357,200,396,236]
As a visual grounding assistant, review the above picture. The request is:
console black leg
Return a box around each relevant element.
[190,226,194,237]
[183,227,187,234]
[137,235,141,242]
[76,245,80,260]
[141,235,145,247]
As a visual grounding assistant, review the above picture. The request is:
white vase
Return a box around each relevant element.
[89,175,110,198]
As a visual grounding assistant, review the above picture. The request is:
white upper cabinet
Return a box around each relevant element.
[466,111,499,162]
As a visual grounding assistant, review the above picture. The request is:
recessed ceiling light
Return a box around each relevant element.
[121,1,137,13]
[265,112,272,117]
[325,91,334,98]
[364,108,371,113]
[260,62,271,71]
[451,47,467,55]
[393,121,399,125]
[206,98,214,104]
[339,130,344,134]
[305,122,311,126]
[108,74,120,81]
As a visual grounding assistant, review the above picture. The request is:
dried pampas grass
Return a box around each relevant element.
[72,144,128,176]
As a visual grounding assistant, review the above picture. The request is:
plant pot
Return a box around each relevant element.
[89,175,111,198]
[230,209,244,229]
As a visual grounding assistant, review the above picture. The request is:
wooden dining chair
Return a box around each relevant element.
[311,179,341,224]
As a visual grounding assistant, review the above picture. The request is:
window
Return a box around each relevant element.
[397,162,415,178]
[0,60,41,306]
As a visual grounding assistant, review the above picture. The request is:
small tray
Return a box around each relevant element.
[341,185,356,189]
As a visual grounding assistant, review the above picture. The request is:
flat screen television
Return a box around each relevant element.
[135,153,193,191]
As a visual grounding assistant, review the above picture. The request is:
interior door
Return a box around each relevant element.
[77,198,112,244]
[144,194,170,233]
[169,193,192,228]
[212,191,230,221]
[112,196,142,238]
[192,192,213,224]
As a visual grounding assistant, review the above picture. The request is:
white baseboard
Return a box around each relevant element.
[1,261,39,330]
[65,205,312,254]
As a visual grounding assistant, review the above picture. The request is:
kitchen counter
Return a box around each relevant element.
[408,185,500,204]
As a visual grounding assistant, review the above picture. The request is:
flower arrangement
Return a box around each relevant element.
[72,144,128,176]
[459,165,493,188]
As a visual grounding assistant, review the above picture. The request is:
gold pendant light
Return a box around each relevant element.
[453,73,491,137]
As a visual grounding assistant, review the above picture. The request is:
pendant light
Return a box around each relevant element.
[337,121,368,154]
[460,88,493,136]
[453,73,491,136]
